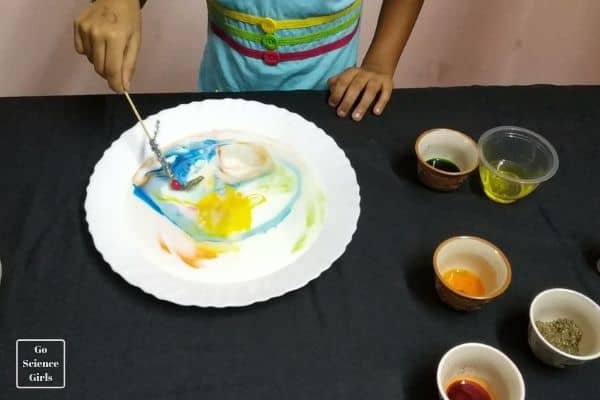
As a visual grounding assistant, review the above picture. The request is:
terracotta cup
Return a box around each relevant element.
[433,236,512,311]
[528,288,600,367]
[437,342,525,400]
[415,128,479,191]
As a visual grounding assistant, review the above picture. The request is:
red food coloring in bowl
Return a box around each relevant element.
[446,379,492,400]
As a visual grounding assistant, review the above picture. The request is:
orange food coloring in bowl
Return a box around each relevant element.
[442,269,485,297]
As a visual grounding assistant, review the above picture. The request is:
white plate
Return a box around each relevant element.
[85,99,360,307]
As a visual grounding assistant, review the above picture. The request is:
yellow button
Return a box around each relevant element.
[260,18,277,34]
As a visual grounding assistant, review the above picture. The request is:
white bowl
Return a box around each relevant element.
[528,288,600,367]
[437,343,525,400]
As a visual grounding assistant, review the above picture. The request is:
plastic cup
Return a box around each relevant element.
[478,126,559,204]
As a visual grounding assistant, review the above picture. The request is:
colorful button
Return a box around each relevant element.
[260,18,277,34]
[262,51,281,66]
[261,34,279,50]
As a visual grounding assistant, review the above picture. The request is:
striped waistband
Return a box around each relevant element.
[210,9,360,51]
[207,0,362,33]
[210,21,359,66]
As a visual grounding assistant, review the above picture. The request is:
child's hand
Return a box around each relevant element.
[74,0,142,92]
[327,65,393,121]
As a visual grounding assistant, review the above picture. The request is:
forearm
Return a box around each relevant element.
[362,0,423,75]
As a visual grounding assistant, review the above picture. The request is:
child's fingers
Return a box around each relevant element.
[105,38,128,92]
[327,74,339,89]
[328,68,358,107]
[336,74,369,117]
[78,24,93,62]
[351,80,381,121]
[92,36,107,77]
[372,80,393,115]
[122,34,141,92]
[74,7,92,55]
[74,21,85,54]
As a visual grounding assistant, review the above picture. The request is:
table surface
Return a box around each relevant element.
[0,86,599,400]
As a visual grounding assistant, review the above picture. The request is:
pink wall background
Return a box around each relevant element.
[1,0,599,96]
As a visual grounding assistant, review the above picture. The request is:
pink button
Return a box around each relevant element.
[262,51,281,66]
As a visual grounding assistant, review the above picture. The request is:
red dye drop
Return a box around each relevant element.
[170,180,183,190]
[446,379,492,400]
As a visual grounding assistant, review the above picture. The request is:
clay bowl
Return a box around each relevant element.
[415,128,479,191]
[433,236,512,311]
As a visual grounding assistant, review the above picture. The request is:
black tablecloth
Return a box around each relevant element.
[0,86,599,399]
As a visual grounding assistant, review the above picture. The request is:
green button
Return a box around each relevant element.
[261,34,279,50]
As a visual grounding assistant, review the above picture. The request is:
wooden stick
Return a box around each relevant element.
[123,91,175,182]
[122,91,203,189]
[123,91,153,141]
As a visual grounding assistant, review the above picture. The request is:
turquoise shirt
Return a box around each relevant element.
[199,0,361,92]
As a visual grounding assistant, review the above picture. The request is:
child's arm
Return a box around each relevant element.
[74,0,145,92]
[328,0,423,121]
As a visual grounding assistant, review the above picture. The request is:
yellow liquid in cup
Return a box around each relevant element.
[479,160,538,203]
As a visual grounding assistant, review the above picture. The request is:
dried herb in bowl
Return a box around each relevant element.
[535,318,583,355]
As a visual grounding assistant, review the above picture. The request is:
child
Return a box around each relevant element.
[74,0,422,121]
